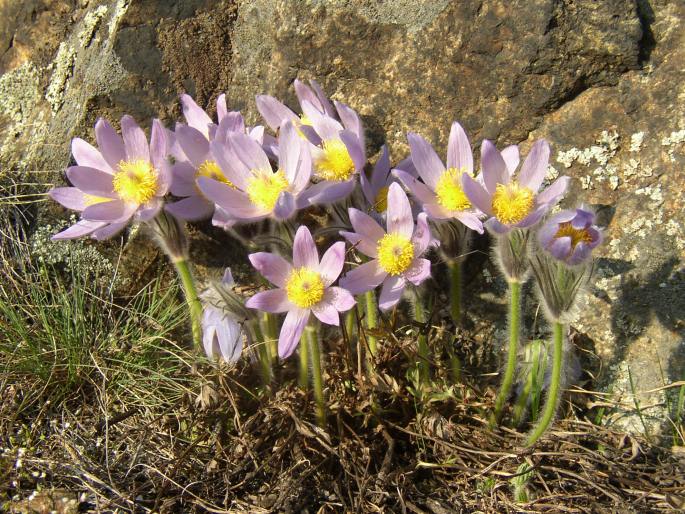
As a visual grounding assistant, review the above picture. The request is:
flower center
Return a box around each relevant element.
[197,160,236,189]
[491,182,534,225]
[554,222,593,249]
[376,233,415,276]
[373,186,389,212]
[435,167,471,211]
[113,160,158,205]
[246,169,289,211]
[83,194,112,206]
[285,267,325,308]
[315,139,355,182]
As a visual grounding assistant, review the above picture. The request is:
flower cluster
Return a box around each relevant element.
[49,80,602,440]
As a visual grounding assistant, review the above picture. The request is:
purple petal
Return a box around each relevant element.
[209,140,250,190]
[293,225,319,269]
[176,125,210,168]
[339,260,387,295]
[71,138,112,173]
[212,207,236,230]
[216,94,228,122]
[347,208,385,256]
[245,289,291,313]
[319,241,346,286]
[404,258,431,286]
[378,275,406,311]
[392,169,437,205]
[461,174,493,215]
[323,286,356,312]
[549,237,572,261]
[481,140,509,194]
[568,241,592,265]
[334,101,364,140]
[454,211,485,234]
[312,300,340,326]
[536,176,570,206]
[518,139,550,192]
[408,132,444,188]
[157,158,172,197]
[51,219,106,240]
[95,118,126,170]
[412,212,432,255]
[255,95,297,131]
[66,166,114,197]
[386,182,414,238]
[121,115,149,162]
[273,191,296,220]
[49,187,88,211]
[515,205,548,229]
[92,221,128,240]
[484,217,512,235]
[423,202,451,220]
[228,132,271,173]
[501,145,520,174]
[150,119,168,170]
[181,94,212,136]
[310,79,336,117]
[137,198,162,222]
[279,121,301,183]
[278,308,310,359]
[165,196,214,221]
[446,121,473,173]
[302,100,344,141]
[169,161,197,197]
[82,200,131,222]
[249,252,293,287]
[339,130,365,172]
[301,179,355,206]
[294,79,322,112]
[197,177,264,219]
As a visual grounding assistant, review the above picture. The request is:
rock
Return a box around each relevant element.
[0,0,682,435]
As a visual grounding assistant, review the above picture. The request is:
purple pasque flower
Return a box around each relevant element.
[49,116,170,240]
[392,122,484,234]
[202,269,245,363]
[256,78,337,139]
[462,139,570,235]
[339,182,433,311]
[360,145,417,215]
[245,226,355,359]
[538,207,602,265]
[195,120,311,223]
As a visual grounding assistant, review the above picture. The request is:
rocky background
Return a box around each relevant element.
[0,0,683,436]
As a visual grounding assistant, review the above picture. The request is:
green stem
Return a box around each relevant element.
[448,259,463,326]
[364,290,378,359]
[412,288,430,385]
[306,325,326,428]
[247,319,272,386]
[526,322,563,446]
[261,312,279,363]
[298,332,309,390]
[172,259,203,350]
[491,279,522,426]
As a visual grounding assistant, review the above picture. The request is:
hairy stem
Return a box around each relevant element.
[526,321,563,446]
[298,333,309,390]
[364,289,379,363]
[172,259,203,351]
[448,259,463,326]
[411,288,430,385]
[491,279,522,426]
[306,325,326,428]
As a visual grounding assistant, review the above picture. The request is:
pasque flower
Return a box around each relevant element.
[462,139,569,234]
[339,182,433,311]
[202,269,245,363]
[245,226,355,358]
[49,116,170,240]
[196,121,311,223]
[393,122,484,233]
[538,207,602,265]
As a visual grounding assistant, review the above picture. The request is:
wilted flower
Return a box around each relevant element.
[462,139,569,234]
[49,116,170,240]
[245,226,355,358]
[538,207,602,265]
[196,121,311,223]
[202,268,245,363]
[339,182,433,311]
[393,122,484,234]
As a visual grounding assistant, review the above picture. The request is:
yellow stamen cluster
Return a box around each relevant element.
[491,182,534,225]
[554,222,593,249]
[285,267,325,308]
[83,194,111,207]
[246,169,289,211]
[435,167,471,211]
[373,186,390,212]
[197,160,236,189]
[377,233,415,276]
[315,139,355,182]
[113,160,159,205]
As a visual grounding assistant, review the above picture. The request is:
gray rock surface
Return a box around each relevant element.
[0,0,682,435]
